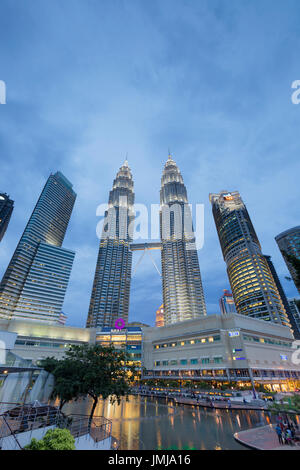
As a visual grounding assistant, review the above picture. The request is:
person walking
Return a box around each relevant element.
[285,428,293,446]
[275,424,283,445]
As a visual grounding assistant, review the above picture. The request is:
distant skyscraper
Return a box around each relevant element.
[155,304,165,327]
[264,254,299,338]
[275,226,300,294]
[209,191,290,327]
[219,290,236,315]
[0,193,14,242]
[86,160,134,329]
[0,172,76,323]
[288,298,300,338]
[160,154,206,325]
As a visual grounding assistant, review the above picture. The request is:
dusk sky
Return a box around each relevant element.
[0,0,299,327]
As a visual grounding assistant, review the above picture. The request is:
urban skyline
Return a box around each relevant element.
[0,0,299,328]
[0,162,298,331]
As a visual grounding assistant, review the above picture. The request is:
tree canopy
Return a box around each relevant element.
[268,394,300,415]
[40,343,137,418]
[25,428,75,450]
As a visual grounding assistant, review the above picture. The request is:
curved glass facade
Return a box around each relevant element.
[210,191,290,327]
[275,226,300,294]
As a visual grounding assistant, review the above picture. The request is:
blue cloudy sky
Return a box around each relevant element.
[0,0,299,327]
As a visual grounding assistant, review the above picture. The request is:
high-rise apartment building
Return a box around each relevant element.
[219,290,236,315]
[160,155,206,325]
[0,193,14,242]
[209,191,290,327]
[275,226,300,294]
[86,160,134,329]
[0,172,76,323]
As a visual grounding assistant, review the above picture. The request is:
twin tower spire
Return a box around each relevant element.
[86,154,207,329]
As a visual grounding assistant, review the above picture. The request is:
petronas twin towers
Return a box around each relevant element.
[86,155,206,329]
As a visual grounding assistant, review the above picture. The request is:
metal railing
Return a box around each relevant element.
[65,414,112,442]
[0,415,23,450]
[0,402,113,450]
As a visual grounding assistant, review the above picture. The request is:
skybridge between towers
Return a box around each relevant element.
[130,242,162,277]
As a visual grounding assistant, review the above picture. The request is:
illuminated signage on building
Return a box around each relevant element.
[228,331,240,337]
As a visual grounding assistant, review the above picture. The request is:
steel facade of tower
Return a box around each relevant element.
[209,191,290,327]
[0,193,14,242]
[160,155,206,325]
[275,226,300,295]
[86,161,134,329]
[0,172,76,323]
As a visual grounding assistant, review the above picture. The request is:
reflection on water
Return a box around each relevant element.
[61,395,272,450]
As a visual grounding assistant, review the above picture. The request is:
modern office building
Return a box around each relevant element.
[264,255,300,339]
[0,193,14,242]
[288,299,300,339]
[219,290,236,315]
[209,191,290,327]
[275,226,300,294]
[160,154,206,325]
[142,313,300,392]
[86,160,135,329]
[155,304,165,327]
[0,172,76,323]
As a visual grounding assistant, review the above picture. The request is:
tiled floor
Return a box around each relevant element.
[234,424,300,450]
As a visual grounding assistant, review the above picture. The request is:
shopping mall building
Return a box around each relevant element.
[1,313,300,395]
[142,313,300,392]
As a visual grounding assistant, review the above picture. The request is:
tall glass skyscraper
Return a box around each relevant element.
[0,172,76,323]
[160,154,206,325]
[86,160,135,329]
[209,191,290,327]
[275,226,300,295]
[0,193,14,242]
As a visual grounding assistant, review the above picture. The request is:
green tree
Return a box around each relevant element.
[66,344,137,419]
[42,344,137,420]
[40,357,83,410]
[25,428,75,450]
[268,394,300,415]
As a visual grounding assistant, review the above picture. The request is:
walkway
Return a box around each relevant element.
[234,424,300,450]
[173,397,268,411]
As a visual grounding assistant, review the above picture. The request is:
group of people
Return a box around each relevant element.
[275,418,298,446]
